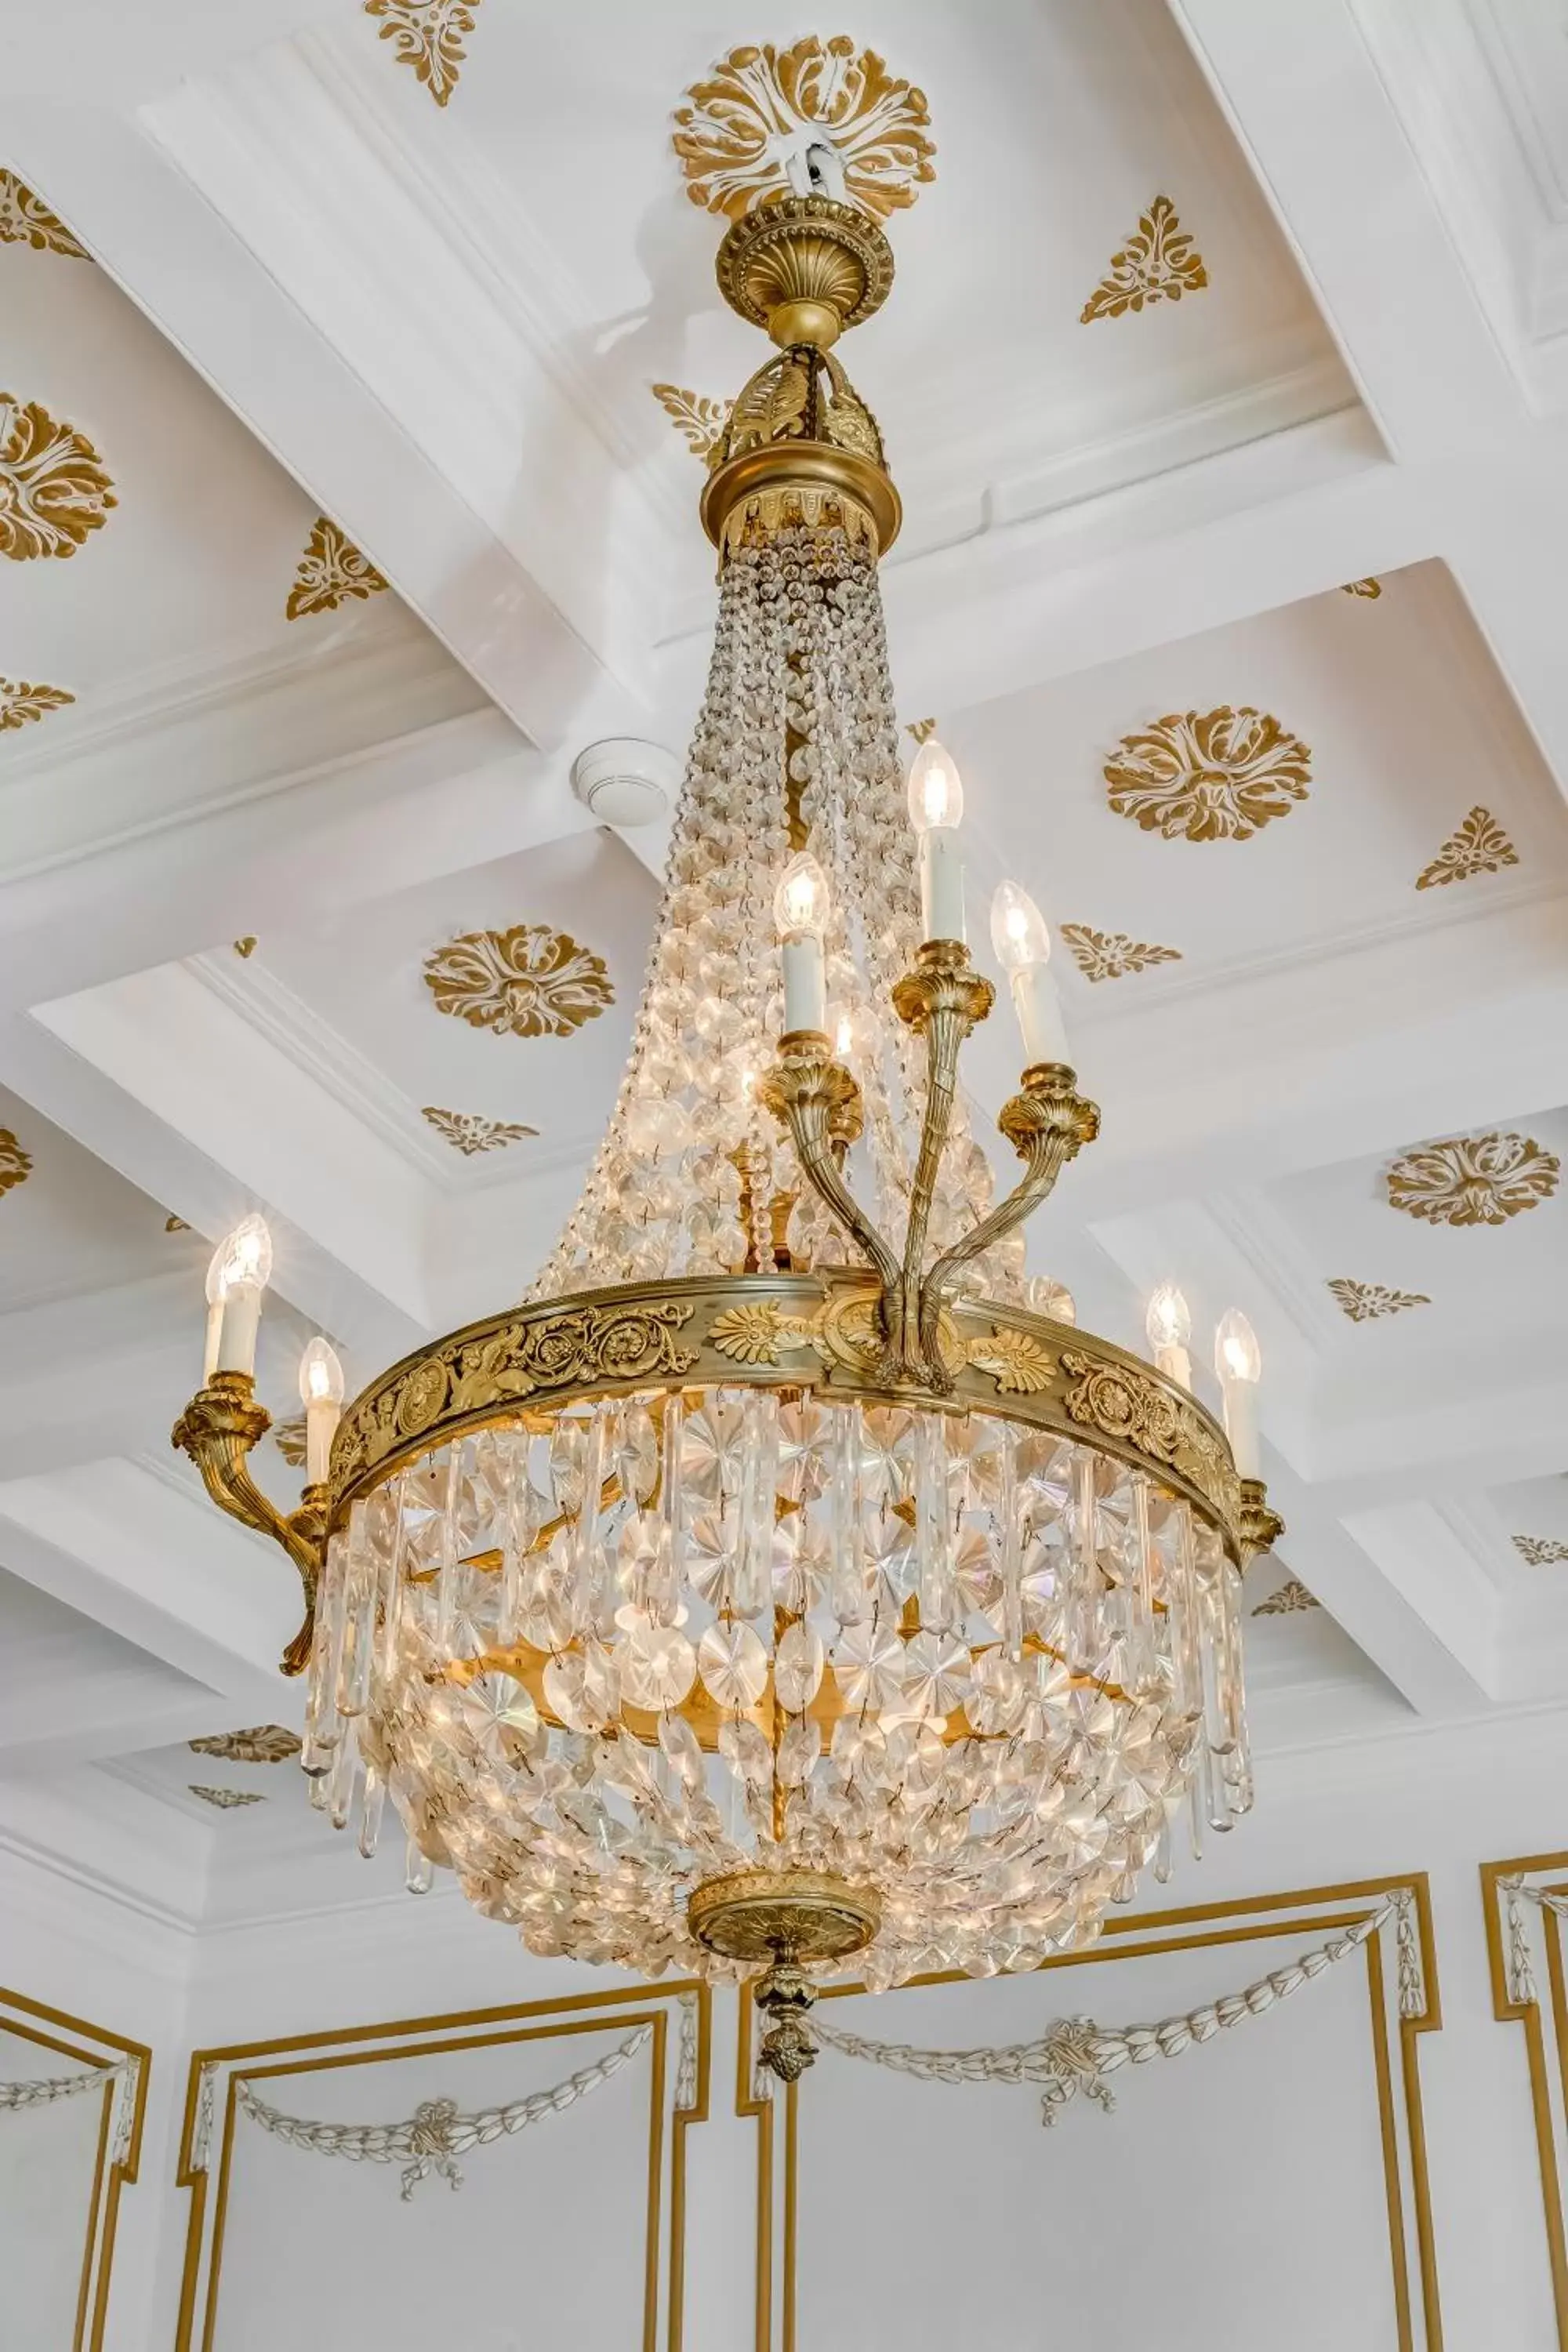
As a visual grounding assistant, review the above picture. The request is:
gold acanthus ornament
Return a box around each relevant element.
[1514,1536,1568,1566]
[0,677,74,731]
[1105,706,1312,843]
[423,924,615,1039]
[0,393,116,561]
[1080,196,1207,322]
[1384,1132,1560,1228]
[651,383,734,460]
[285,517,388,620]
[1414,807,1518,891]
[1058,925,1182,983]
[188,1726,301,1764]
[362,0,481,107]
[1326,1278,1430,1323]
[0,1128,32,1195]
[420,1107,539,1156]
[673,35,936,222]
[0,172,87,258]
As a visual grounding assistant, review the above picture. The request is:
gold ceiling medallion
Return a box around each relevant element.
[0,675,74,731]
[1514,1535,1568,1566]
[164,1214,191,1233]
[1341,578,1382,598]
[0,172,87,258]
[422,1106,540,1156]
[1105,706,1312,843]
[1058,924,1182,983]
[188,1784,266,1809]
[189,1725,300,1764]
[1251,1577,1319,1616]
[1385,1131,1560,1228]
[423,924,615,1039]
[906,717,937,745]
[673,36,935,223]
[1080,195,1207,323]
[362,0,481,107]
[1326,1278,1431,1323]
[1414,805,1518,891]
[651,383,733,461]
[272,1414,308,1468]
[0,1127,32,1195]
[0,392,116,561]
[285,517,387,620]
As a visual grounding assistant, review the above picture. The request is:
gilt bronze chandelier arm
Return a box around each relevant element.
[918,1067,1101,1377]
[758,1039,903,1307]
[171,1374,325,1675]
[889,943,996,1380]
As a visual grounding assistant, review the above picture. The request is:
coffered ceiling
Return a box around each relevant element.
[2,0,1567,1929]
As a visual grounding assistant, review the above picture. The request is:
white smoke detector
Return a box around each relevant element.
[570,738,678,828]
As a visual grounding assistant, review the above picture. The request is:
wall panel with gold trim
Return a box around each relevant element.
[741,1879,1441,2352]
[0,1986,151,2352]
[174,1980,710,2352]
[1482,1851,1568,2350]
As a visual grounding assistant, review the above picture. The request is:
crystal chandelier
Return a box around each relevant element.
[175,178,1282,2078]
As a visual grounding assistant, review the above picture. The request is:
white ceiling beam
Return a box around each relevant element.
[0,1276,205,1479]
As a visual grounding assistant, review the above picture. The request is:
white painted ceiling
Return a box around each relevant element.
[2,0,1566,1929]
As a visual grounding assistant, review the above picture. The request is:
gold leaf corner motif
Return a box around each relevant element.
[1251,1576,1319,1617]
[362,0,480,106]
[708,1299,820,1366]
[673,36,936,222]
[651,383,733,462]
[164,1214,191,1234]
[0,1127,32,1196]
[1326,1277,1430,1323]
[0,172,87,259]
[1341,578,1381,599]
[189,1725,300,1765]
[1385,1131,1559,1228]
[233,937,257,959]
[906,717,938,746]
[1058,924,1182,983]
[422,1106,539,1156]
[1514,1534,1568,1566]
[1080,196,1207,323]
[272,1414,309,1468]
[189,1784,266,1810]
[1104,706,1311,843]
[1414,806,1518,891]
[285,517,387,621]
[423,925,614,1040]
[0,392,116,561]
[0,676,74,731]
[966,1326,1054,1395]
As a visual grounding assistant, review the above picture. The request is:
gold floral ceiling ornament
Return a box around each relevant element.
[362,0,481,107]
[273,1414,308,1468]
[0,392,116,561]
[1341,578,1382,599]
[1385,1131,1560,1229]
[189,1726,301,1764]
[285,517,388,621]
[651,383,733,462]
[164,1214,191,1234]
[1514,1535,1568,1566]
[422,1106,540,1156]
[1080,196,1207,323]
[189,1784,266,1810]
[1415,806,1518,891]
[0,1128,32,1196]
[1105,706,1312,844]
[233,937,257,958]
[1326,1278,1431,1323]
[0,173,87,259]
[673,36,936,222]
[423,924,614,1040]
[1058,924,1182,983]
[0,676,74,731]
[906,717,938,745]
[1251,1577,1319,1617]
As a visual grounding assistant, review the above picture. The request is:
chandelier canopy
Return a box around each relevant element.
[175,127,1281,2080]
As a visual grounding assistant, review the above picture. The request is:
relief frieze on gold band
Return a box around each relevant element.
[328,1272,1244,1555]
[673,37,936,222]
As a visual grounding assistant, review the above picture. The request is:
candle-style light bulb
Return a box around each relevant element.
[1214,1308,1262,1477]
[299,1336,346,1484]
[203,1240,227,1382]
[906,738,966,942]
[1147,1281,1193,1389]
[774,852,830,1036]
[212,1214,273,1377]
[989,881,1070,1069]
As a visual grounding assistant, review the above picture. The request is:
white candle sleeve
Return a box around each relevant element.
[203,1299,223,1384]
[920,827,966,943]
[1156,1341,1192,1392]
[781,935,826,1033]
[216,1280,263,1377]
[1221,1379,1261,1479]
[1011,966,1071,1067]
[307,1397,340,1485]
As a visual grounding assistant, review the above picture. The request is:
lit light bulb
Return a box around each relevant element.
[212,1213,273,1378]
[774,853,829,1033]
[1146,1281,1192,1390]
[1214,1308,1262,1478]
[299,1335,346,1484]
[907,739,967,942]
[1215,1308,1261,1385]
[773,852,829,941]
[989,883,1069,1069]
[906,739,964,834]
[216,1212,273,1298]
[834,1011,855,1059]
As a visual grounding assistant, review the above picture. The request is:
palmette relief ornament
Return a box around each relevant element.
[0,392,116,560]
[0,172,87,257]
[285,517,387,619]
[362,0,481,107]
[422,1106,539,1156]
[673,36,936,221]
[1341,578,1381,599]
[1080,196,1207,322]
[1058,924,1182,982]
[1250,1577,1320,1617]
[0,1128,32,1195]
[189,1726,300,1764]
[1414,807,1518,891]
[1384,1131,1559,1228]
[1514,1535,1568,1566]
[1326,1278,1430,1323]
[423,924,614,1039]
[189,1784,266,1809]
[0,677,73,731]
[651,384,733,461]
[1104,706,1312,843]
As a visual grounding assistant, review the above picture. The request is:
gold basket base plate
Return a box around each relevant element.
[687,1868,881,1966]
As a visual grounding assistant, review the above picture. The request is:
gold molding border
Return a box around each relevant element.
[0,1986,151,2352]
[174,1980,710,2352]
[1482,1853,1568,2347]
[1080,196,1207,322]
[0,171,88,258]
[362,0,481,107]
[285,517,387,620]
[740,1877,1442,2352]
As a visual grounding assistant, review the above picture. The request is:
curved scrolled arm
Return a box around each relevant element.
[757,1043,902,1316]
[172,1375,326,1675]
